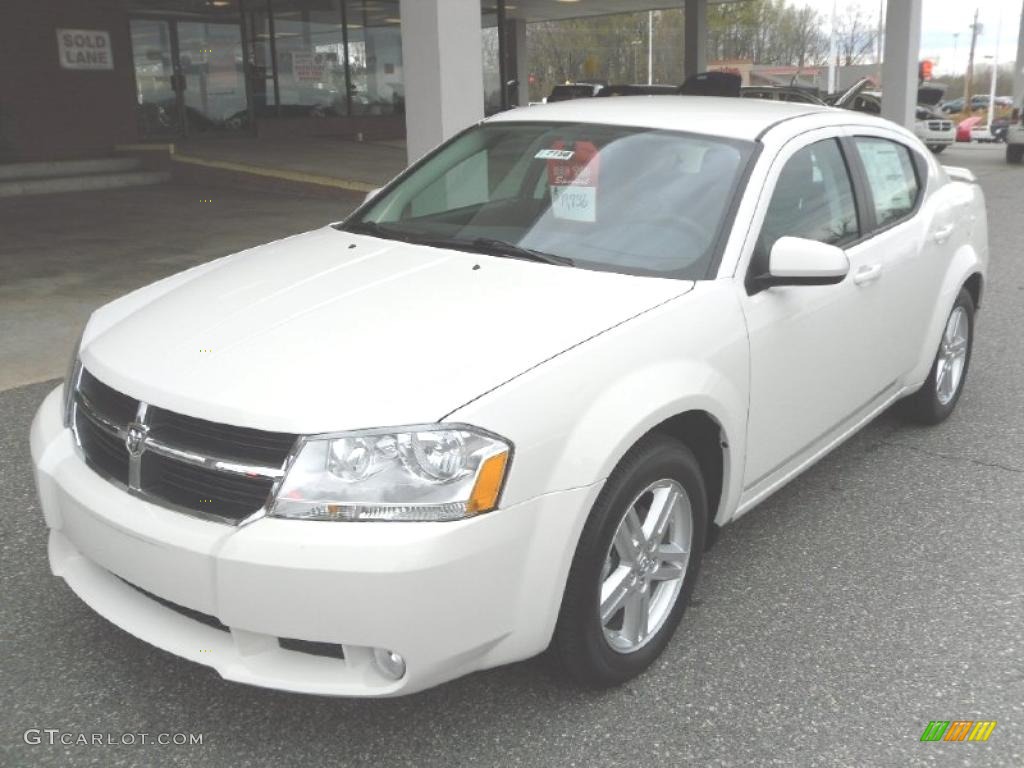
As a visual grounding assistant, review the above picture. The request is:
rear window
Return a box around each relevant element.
[853,138,921,228]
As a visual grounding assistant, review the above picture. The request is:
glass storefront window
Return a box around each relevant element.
[272,0,348,117]
[177,21,247,130]
[130,0,409,135]
[344,1,403,116]
[130,19,178,137]
[481,23,502,115]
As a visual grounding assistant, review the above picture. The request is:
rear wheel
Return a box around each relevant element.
[903,288,975,424]
[553,435,706,688]
[1007,144,1024,164]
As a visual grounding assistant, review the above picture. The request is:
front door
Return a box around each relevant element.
[739,132,894,499]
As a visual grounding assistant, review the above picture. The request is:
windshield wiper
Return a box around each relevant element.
[415,236,574,267]
[341,224,573,267]
[469,238,574,267]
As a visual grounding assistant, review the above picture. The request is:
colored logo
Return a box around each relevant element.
[920,721,997,742]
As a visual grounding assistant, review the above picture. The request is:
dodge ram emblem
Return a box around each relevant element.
[124,422,149,457]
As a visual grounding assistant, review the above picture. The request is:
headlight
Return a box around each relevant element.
[62,329,84,428]
[270,425,511,522]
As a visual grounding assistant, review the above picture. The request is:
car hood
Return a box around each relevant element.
[917,84,946,107]
[82,227,691,434]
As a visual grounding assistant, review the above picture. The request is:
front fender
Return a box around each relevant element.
[446,282,749,523]
[559,359,744,525]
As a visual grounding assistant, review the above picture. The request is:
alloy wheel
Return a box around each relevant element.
[936,305,969,406]
[599,479,692,654]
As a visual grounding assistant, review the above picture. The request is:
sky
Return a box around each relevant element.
[797,0,1021,75]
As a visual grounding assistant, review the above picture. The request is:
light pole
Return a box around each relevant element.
[828,0,838,94]
[986,8,1003,129]
[648,11,654,85]
[984,55,997,129]
[964,9,981,110]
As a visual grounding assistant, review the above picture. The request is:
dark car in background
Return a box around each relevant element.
[740,86,824,104]
[597,84,682,97]
[546,83,605,102]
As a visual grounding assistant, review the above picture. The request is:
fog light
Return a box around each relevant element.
[373,648,406,680]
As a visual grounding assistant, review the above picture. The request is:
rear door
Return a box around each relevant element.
[845,132,948,381]
[738,131,892,497]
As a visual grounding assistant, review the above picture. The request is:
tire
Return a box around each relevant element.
[553,434,707,688]
[1007,144,1024,164]
[902,288,975,425]
[928,145,946,155]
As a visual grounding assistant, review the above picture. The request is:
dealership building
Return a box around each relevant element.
[2,0,935,167]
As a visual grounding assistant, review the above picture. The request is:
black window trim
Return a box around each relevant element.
[744,134,865,295]
[843,134,927,239]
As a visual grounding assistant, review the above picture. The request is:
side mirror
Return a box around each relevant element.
[759,236,850,288]
[364,187,382,204]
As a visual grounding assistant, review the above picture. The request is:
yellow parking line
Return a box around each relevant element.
[171,153,377,193]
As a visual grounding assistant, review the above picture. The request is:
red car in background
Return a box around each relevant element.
[957,116,982,142]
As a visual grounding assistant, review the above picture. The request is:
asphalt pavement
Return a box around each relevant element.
[1,144,1022,767]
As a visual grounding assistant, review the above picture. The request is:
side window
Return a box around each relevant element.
[853,137,921,228]
[755,138,859,268]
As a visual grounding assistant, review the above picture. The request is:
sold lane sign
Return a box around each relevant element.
[57,29,113,70]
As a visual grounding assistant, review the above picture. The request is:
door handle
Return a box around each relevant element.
[852,264,882,285]
[933,223,955,244]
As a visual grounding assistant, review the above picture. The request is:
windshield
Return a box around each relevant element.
[343,122,754,279]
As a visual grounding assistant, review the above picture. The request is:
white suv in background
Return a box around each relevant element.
[914,109,955,154]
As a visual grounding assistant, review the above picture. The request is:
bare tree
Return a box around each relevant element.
[784,6,828,67]
[834,4,877,66]
[526,0,840,100]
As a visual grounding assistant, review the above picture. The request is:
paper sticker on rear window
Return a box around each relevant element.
[535,148,575,161]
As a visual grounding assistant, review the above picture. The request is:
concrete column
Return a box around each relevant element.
[400,0,485,164]
[684,0,707,78]
[1014,2,1024,110]
[880,0,922,128]
[508,18,530,107]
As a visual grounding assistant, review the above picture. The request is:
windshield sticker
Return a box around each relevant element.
[535,148,575,161]
[550,186,597,222]
[546,140,599,223]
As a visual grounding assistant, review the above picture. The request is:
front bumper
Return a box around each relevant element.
[31,386,600,696]
[915,126,955,146]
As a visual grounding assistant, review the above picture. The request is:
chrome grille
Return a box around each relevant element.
[71,369,298,524]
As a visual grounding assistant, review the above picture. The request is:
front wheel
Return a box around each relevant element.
[553,435,706,688]
[902,288,975,424]
[1008,144,1024,164]
[928,144,946,155]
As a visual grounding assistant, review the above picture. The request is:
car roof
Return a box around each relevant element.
[487,95,835,141]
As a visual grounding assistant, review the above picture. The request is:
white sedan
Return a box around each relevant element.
[32,97,988,696]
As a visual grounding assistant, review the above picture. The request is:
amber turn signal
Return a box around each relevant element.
[466,451,509,515]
